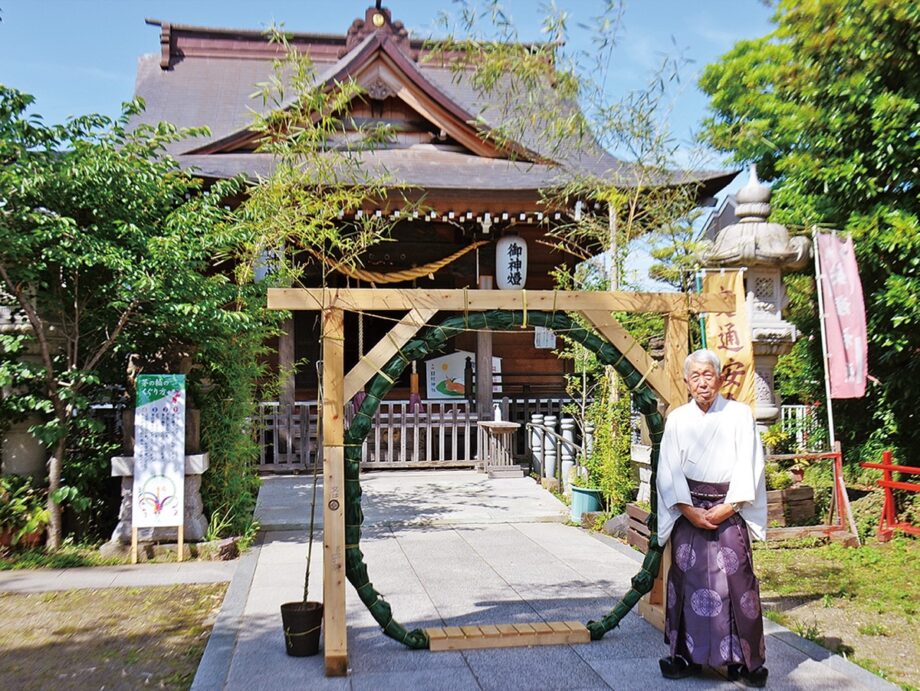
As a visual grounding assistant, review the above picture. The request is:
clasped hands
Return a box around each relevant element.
[677,502,735,530]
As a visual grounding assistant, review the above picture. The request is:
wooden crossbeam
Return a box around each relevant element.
[580,310,673,407]
[268,288,734,315]
[343,308,438,401]
[426,621,590,651]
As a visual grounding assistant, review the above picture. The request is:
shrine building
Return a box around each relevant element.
[130,5,734,471]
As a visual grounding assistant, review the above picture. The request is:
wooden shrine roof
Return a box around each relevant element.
[131,7,735,200]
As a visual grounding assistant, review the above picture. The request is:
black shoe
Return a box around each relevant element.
[659,655,702,680]
[728,664,769,687]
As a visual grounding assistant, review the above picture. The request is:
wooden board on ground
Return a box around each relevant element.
[427,621,590,651]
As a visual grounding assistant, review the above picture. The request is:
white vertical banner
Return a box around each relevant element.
[132,374,186,528]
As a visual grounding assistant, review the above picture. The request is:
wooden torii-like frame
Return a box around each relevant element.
[267,287,733,676]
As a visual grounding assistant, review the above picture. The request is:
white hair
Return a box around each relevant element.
[683,349,722,379]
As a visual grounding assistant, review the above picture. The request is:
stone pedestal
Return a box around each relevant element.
[630,444,652,504]
[0,308,47,478]
[108,452,210,544]
[1,416,46,478]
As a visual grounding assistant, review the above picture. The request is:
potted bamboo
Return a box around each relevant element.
[280,365,324,657]
[237,27,405,658]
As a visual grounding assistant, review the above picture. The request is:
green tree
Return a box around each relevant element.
[699,0,920,463]
[0,87,276,547]
[433,2,717,508]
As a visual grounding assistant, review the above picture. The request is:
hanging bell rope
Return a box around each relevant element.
[307,240,489,284]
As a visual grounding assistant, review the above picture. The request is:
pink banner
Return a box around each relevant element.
[818,233,867,398]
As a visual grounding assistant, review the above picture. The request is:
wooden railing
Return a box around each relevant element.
[256,401,320,473]
[256,395,576,472]
[860,450,920,541]
[345,399,478,469]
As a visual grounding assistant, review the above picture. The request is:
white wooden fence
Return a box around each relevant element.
[256,396,573,472]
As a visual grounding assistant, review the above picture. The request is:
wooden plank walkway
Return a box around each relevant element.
[426,621,590,651]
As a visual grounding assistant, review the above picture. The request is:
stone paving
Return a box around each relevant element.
[0,470,897,690]
[0,560,235,593]
[195,471,896,691]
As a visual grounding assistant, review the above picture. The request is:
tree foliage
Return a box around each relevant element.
[433,2,719,507]
[700,0,920,463]
[0,87,277,545]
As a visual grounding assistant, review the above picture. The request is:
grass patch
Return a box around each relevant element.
[756,536,920,689]
[764,609,789,626]
[755,537,919,619]
[0,544,125,571]
[857,622,890,637]
[790,619,824,644]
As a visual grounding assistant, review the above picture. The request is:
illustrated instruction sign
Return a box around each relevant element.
[132,374,186,528]
[425,350,501,399]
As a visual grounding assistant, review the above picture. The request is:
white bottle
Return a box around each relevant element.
[493,402,502,421]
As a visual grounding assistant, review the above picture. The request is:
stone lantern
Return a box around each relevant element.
[705,166,811,431]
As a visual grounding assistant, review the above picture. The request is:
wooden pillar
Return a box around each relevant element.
[278,317,296,463]
[476,276,494,456]
[322,308,347,676]
[663,314,690,412]
[639,312,690,631]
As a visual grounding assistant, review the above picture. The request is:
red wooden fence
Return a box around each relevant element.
[860,450,920,541]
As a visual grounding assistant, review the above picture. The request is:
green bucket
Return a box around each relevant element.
[570,486,604,522]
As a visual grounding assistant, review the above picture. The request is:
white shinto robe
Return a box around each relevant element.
[656,394,767,543]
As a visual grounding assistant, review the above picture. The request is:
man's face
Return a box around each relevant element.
[686,360,722,410]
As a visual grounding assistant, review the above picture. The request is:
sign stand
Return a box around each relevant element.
[130,373,187,565]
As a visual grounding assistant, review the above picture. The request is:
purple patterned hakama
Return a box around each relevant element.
[665,479,765,670]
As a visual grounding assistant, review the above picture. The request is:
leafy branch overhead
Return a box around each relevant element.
[232,27,414,288]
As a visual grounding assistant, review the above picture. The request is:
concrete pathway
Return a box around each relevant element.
[0,560,236,593]
[194,472,896,691]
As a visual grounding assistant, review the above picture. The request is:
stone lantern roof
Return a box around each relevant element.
[706,166,811,270]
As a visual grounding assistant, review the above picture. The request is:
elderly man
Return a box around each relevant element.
[656,349,769,687]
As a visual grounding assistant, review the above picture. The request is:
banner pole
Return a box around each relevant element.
[696,269,707,349]
[812,226,837,449]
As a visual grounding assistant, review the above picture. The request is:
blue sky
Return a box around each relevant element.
[1,0,774,161]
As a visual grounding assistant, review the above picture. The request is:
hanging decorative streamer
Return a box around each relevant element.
[308,240,488,284]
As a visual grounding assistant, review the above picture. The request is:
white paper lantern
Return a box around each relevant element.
[495,235,528,289]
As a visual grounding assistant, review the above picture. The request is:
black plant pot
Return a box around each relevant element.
[280,601,323,657]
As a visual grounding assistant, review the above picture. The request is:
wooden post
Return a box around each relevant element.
[322,307,348,676]
[638,313,690,631]
[476,277,494,451]
[880,450,896,539]
[177,524,184,563]
[663,314,689,412]
[638,547,670,631]
[278,317,296,464]
[130,526,138,565]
